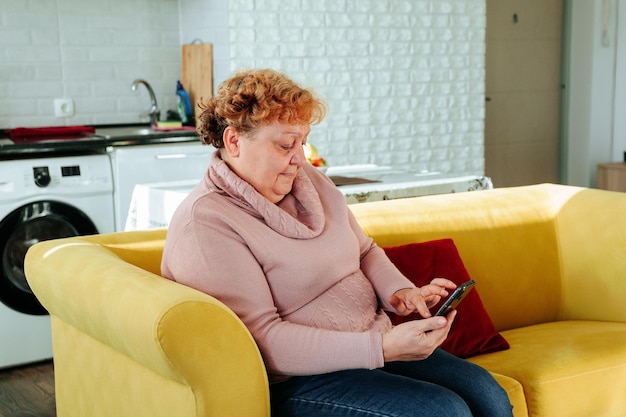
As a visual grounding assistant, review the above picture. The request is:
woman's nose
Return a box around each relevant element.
[291,145,306,166]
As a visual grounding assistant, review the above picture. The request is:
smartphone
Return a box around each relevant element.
[434,279,476,316]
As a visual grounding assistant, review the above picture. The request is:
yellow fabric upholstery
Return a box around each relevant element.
[350,183,626,417]
[490,373,528,417]
[24,183,626,417]
[25,230,270,417]
[471,321,626,417]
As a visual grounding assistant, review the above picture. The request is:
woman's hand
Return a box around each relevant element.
[382,310,457,362]
[388,278,457,318]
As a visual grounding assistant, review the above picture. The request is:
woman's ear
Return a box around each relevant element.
[222,126,240,158]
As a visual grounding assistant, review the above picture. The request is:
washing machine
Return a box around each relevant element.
[0,152,115,369]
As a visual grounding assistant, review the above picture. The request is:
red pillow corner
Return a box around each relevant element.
[383,239,509,359]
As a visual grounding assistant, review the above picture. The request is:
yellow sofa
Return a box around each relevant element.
[25,183,626,417]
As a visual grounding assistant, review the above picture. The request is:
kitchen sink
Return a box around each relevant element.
[95,125,197,141]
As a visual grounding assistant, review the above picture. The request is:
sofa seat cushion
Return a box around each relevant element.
[467,320,626,417]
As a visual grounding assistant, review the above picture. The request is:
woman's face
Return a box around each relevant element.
[223,121,311,203]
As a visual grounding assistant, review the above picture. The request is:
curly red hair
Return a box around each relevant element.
[196,68,326,148]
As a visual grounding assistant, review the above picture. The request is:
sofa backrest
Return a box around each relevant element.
[349,184,579,331]
[44,183,626,335]
[97,185,586,332]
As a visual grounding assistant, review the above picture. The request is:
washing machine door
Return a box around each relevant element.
[0,201,98,315]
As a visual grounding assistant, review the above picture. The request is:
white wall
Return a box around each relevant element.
[614,1,626,162]
[178,0,230,89]
[0,0,182,127]
[225,0,487,174]
[564,0,625,187]
[2,0,487,177]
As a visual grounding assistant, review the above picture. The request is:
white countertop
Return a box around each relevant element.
[124,165,492,230]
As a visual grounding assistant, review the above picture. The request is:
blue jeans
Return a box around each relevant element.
[270,349,513,417]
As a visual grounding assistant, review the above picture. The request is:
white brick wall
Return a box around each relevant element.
[229,0,487,174]
[0,0,183,128]
[178,0,230,90]
[1,0,486,177]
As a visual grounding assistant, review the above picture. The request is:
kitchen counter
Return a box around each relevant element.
[125,166,493,230]
[0,124,199,158]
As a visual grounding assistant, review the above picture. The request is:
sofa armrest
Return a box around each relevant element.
[555,187,626,323]
[25,235,270,416]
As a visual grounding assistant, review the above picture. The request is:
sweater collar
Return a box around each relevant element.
[208,151,325,239]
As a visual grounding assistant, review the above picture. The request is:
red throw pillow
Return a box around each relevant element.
[383,239,509,358]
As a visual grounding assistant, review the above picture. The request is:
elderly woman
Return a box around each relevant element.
[161,68,513,417]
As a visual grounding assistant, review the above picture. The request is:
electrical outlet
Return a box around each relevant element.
[54,98,75,118]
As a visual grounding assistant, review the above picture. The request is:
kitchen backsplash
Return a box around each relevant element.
[2,0,486,176]
[0,0,196,128]
[222,0,486,173]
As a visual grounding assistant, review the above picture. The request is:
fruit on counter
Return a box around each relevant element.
[309,156,327,167]
[303,143,327,167]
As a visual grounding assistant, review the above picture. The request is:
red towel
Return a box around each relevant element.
[7,125,95,139]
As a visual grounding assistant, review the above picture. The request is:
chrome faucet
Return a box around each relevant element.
[131,79,159,127]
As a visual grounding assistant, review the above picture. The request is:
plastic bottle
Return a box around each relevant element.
[176,81,193,124]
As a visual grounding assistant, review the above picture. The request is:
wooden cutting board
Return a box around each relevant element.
[181,43,214,119]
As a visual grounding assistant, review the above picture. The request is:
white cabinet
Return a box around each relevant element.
[109,141,214,231]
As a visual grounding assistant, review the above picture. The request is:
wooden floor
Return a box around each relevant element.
[0,360,55,417]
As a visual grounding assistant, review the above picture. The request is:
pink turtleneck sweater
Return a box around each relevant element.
[161,151,414,382]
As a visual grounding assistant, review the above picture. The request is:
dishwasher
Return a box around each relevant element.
[109,140,214,231]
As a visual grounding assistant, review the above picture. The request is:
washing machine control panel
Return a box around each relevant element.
[33,166,51,187]
[32,164,82,188]
[0,154,113,201]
